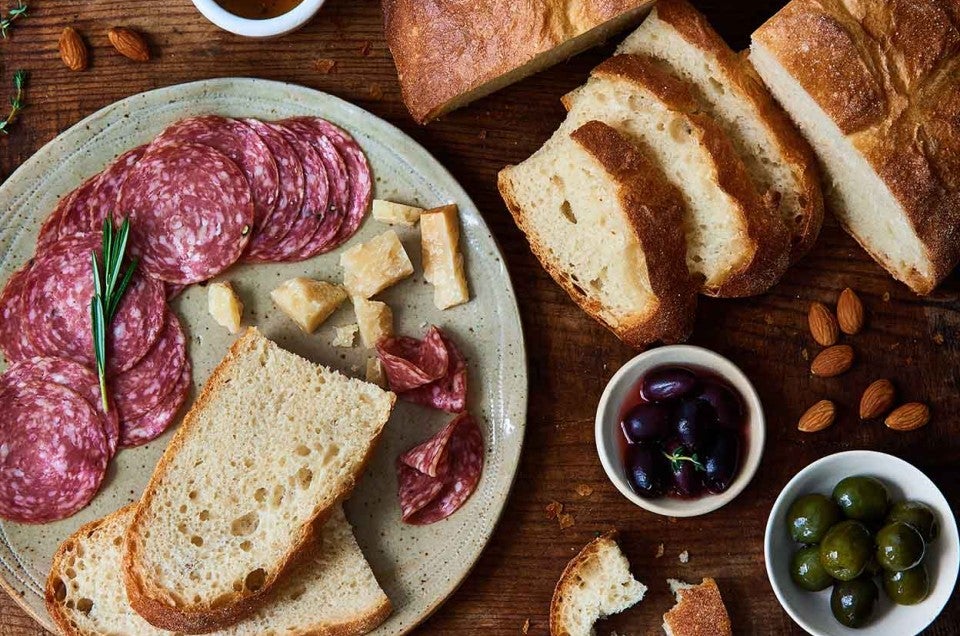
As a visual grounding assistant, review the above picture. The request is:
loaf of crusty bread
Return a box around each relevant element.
[619,0,824,263]
[46,505,391,636]
[122,328,395,633]
[382,0,654,123]
[499,119,698,348]
[751,0,960,294]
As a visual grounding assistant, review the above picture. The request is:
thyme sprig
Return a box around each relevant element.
[0,69,26,134]
[663,447,705,472]
[0,1,26,38]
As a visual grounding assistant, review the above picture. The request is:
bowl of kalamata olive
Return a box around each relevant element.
[595,345,765,517]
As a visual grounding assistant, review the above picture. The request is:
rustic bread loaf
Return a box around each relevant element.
[499,119,698,348]
[549,531,646,636]
[122,328,395,633]
[382,0,654,123]
[561,54,790,297]
[619,0,824,262]
[46,505,391,636]
[662,578,733,636]
[751,0,960,294]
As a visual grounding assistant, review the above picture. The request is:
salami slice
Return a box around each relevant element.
[116,142,254,284]
[240,118,306,263]
[112,312,187,422]
[0,380,109,524]
[398,419,456,478]
[0,265,38,363]
[22,233,166,374]
[87,145,147,232]
[401,331,468,413]
[119,359,191,448]
[396,414,483,525]
[36,175,99,247]
[377,326,450,392]
[165,282,188,301]
[2,357,120,457]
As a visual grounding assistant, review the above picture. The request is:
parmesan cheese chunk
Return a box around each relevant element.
[340,230,415,299]
[332,324,359,348]
[421,204,470,310]
[207,281,243,334]
[372,199,425,226]
[353,297,394,348]
[271,278,347,333]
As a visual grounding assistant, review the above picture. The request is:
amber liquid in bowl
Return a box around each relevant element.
[215,0,303,19]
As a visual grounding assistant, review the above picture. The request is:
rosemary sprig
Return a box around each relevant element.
[0,69,27,135]
[663,447,705,472]
[91,217,138,411]
[0,1,27,38]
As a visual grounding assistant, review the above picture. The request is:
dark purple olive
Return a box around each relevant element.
[641,367,698,402]
[674,399,716,448]
[663,439,703,497]
[621,403,671,443]
[627,444,667,498]
[702,429,741,493]
[697,381,743,429]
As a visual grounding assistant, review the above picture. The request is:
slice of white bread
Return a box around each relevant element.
[499,120,697,348]
[122,328,396,633]
[618,0,824,262]
[561,54,790,297]
[46,504,391,636]
[662,578,732,636]
[549,531,647,636]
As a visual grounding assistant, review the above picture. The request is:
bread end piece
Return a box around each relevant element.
[662,577,732,636]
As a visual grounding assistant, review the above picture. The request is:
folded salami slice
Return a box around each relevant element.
[396,414,483,525]
[0,380,109,524]
[112,312,187,422]
[119,359,191,448]
[377,326,450,392]
[0,264,38,363]
[87,145,146,233]
[401,331,468,413]
[116,142,254,284]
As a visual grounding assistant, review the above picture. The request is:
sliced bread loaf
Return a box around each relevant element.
[549,531,646,636]
[499,119,698,348]
[663,578,732,636]
[46,504,391,636]
[618,0,824,262]
[561,54,790,297]
[122,328,395,633]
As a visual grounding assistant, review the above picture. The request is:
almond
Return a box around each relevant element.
[108,27,150,62]
[837,288,864,335]
[799,400,836,432]
[59,27,88,72]
[885,403,930,431]
[859,379,895,420]
[811,344,854,377]
[808,302,839,346]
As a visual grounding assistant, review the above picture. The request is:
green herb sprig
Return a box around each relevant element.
[0,69,26,135]
[663,447,705,472]
[0,1,26,38]
[91,217,138,411]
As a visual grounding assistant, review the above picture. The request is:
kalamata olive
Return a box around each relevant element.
[674,399,716,448]
[641,367,698,401]
[628,444,667,498]
[702,429,741,493]
[697,381,743,429]
[621,403,671,443]
[663,439,703,497]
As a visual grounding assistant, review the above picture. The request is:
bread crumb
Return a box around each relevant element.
[558,513,575,530]
[313,58,337,74]
[655,543,665,558]
[359,40,372,56]
[365,358,386,387]
[800,347,809,361]
[545,501,563,520]
[679,550,689,563]
[933,333,945,345]
[883,291,891,302]
[575,484,593,497]
[332,324,359,347]
[521,619,530,634]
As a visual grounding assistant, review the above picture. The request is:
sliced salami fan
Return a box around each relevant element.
[0,380,109,523]
[120,359,191,448]
[377,326,450,392]
[0,264,37,363]
[112,312,187,422]
[116,142,254,284]
[87,145,146,232]
[396,414,484,525]
[37,175,99,247]
[401,331,468,413]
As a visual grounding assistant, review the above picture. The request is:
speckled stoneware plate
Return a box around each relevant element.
[0,78,527,634]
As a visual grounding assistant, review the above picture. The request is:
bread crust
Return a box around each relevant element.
[122,328,394,634]
[548,531,619,636]
[663,577,732,636]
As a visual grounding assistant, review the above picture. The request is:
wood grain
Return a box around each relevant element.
[1,0,958,634]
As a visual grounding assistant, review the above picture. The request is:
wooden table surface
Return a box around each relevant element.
[1,1,958,634]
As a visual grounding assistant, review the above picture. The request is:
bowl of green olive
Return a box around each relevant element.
[765,451,959,635]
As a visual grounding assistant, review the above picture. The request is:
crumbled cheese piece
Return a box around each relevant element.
[207,281,243,334]
[420,204,470,310]
[353,296,394,348]
[332,324,358,348]
[679,550,689,563]
[365,358,386,387]
[372,199,425,226]
[270,277,347,333]
[340,230,414,299]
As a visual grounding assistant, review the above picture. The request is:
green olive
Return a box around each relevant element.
[790,545,834,591]
[876,521,925,572]
[831,578,879,628]
[886,500,939,543]
[883,564,930,605]
[832,476,889,522]
[819,520,873,581]
[787,493,842,543]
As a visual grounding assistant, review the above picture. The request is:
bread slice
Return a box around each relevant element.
[618,0,824,262]
[499,119,697,348]
[549,531,646,636]
[46,504,391,636]
[122,328,395,633]
[561,54,790,297]
[662,578,732,636]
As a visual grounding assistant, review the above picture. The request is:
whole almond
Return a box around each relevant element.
[808,302,839,346]
[885,403,930,431]
[59,27,88,72]
[799,400,836,432]
[837,288,864,335]
[811,344,854,377]
[108,27,150,62]
[859,379,895,419]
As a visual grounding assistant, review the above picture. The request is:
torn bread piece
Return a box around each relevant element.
[663,578,732,636]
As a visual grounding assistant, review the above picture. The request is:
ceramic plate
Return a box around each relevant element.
[0,78,527,634]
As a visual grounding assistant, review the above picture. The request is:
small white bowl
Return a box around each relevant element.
[765,451,960,636]
[191,0,326,38]
[594,345,765,517]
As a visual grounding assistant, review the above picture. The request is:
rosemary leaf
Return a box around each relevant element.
[0,1,27,39]
[0,69,27,135]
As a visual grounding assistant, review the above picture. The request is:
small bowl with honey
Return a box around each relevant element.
[192,0,326,38]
